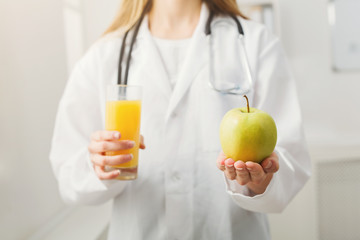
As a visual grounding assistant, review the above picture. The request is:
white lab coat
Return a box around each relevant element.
[50,4,311,240]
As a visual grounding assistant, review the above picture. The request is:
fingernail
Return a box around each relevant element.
[226,162,234,167]
[236,167,244,171]
[247,167,252,171]
[113,132,120,139]
[225,159,234,165]
[266,161,272,169]
[128,141,135,147]
[113,170,121,175]
[129,154,133,159]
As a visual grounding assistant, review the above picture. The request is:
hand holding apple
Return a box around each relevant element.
[217,95,279,194]
[216,151,279,195]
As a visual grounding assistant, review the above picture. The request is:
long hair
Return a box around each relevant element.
[104,0,247,35]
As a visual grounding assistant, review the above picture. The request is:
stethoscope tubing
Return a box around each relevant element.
[118,0,152,85]
[117,1,245,89]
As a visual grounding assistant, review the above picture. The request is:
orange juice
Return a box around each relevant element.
[105,100,142,170]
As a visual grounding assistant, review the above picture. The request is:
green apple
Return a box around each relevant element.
[219,96,277,163]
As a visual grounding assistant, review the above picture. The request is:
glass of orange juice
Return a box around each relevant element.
[105,85,142,180]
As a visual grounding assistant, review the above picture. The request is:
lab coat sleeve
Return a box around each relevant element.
[224,37,311,213]
[49,51,127,205]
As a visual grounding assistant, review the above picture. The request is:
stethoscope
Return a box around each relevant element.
[118,1,253,95]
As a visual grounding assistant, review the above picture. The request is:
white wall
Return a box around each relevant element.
[81,0,121,47]
[277,0,360,148]
[0,1,68,239]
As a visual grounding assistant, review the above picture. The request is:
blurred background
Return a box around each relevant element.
[1,0,359,239]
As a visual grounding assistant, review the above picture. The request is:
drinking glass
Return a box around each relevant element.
[105,85,142,180]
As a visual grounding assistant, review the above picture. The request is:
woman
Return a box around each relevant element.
[50,0,311,239]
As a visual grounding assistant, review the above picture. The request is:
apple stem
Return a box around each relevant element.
[243,95,250,113]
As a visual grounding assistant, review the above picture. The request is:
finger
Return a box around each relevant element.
[91,131,121,141]
[234,161,251,185]
[140,135,146,149]
[91,153,133,167]
[94,165,120,180]
[246,161,266,184]
[224,159,236,180]
[216,152,227,171]
[88,140,135,154]
[261,152,280,174]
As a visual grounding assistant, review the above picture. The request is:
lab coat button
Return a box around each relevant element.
[171,112,177,118]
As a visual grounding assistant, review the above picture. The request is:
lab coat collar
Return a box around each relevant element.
[165,4,209,120]
[137,3,210,121]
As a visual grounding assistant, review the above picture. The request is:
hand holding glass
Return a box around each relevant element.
[105,85,142,180]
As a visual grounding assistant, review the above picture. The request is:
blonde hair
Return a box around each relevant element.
[104,0,247,35]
